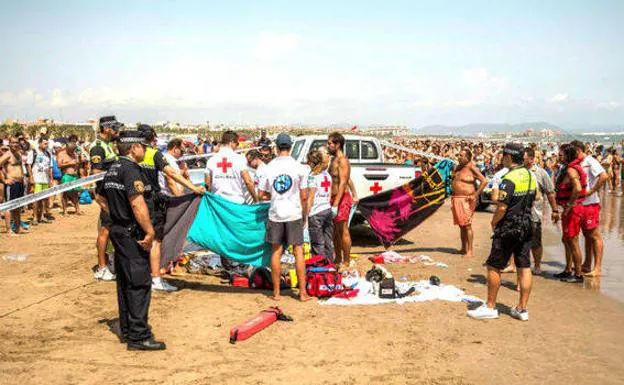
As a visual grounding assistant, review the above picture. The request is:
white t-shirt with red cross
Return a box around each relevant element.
[258,156,309,222]
[204,147,248,204]
[307,170,332,217]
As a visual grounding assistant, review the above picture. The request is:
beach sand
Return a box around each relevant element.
[1,202,624,385]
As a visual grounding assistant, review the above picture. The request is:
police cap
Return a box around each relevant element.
[117,130,151,146]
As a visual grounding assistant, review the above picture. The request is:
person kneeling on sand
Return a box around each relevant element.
[468,143,536,321]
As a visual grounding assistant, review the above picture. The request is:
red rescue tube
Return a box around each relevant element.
[230,307,293,344]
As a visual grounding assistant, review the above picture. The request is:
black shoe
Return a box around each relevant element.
[127,339,166,351]
[553,270,572,279]
[561,275,583,283]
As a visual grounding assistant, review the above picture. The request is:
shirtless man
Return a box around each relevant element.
[328,132,352,269]
[0,137,28,235]
[57,135,82,215]
[451,148,486,257]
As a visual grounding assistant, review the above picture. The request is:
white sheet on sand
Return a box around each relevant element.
[320,278,483,306]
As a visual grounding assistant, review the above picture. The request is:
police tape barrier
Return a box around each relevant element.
[0,147,259,212]
[379,140,457,164]
[0,173,105,213]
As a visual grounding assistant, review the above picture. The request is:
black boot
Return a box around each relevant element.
[127,339,167,351]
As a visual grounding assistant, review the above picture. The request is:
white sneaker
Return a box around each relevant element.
[152,277,178,292]
[467,304,499,320]
[510,307,529,321]
[94,266,116,281]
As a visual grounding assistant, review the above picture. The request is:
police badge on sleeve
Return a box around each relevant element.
[134,180,145,193]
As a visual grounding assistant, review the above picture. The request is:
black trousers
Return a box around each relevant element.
[110,225,153,342]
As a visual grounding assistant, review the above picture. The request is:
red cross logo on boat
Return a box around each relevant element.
[320,176,331,192]
[217,157,232,173]
[370,182,382,194]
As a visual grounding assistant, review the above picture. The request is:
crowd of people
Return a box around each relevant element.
[385,137,624,195]
[434,138,615,322]
[7,116,355,351]
[3,121,622,342]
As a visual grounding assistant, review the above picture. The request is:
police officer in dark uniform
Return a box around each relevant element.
[136,124,204,292]
[91,116,121,281]
[97,130,166,351]
[467,143,537,322]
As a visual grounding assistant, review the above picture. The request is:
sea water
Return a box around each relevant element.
[543,192,624,303]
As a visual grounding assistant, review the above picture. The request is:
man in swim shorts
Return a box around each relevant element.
[451,148,486,257]
[328,132,353,269]
[57,135,82,215]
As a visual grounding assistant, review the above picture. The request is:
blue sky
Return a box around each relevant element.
[1,0,623,128]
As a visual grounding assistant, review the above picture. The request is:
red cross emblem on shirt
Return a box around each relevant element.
[370,182,382,194]
[217,157,232,173]
[320,176,331,193]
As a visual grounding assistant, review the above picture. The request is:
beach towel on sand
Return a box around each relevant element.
[186,192,272,267]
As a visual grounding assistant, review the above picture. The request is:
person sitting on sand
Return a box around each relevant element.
[451,148,486,257]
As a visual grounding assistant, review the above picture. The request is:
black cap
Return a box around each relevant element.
[99,115,123,131]
[503,142,524,156]
[116,130,150,146]
[137,124,157,138]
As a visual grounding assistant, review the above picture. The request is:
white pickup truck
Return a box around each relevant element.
[290,135,421,200]
[188,134,420,201]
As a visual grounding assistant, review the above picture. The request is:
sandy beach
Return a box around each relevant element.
[1,201,624,385]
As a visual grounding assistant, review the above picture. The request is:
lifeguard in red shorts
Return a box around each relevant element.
[328,132,352,270]
[555,144,588,284]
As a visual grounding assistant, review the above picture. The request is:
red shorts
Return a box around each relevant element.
[332,191,353,223]
[581,203,600,231]
[561,205,584,239]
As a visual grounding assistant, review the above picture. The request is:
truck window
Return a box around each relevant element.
[310,140,326,153]
[291,140,305,160]
[345,140,360,160]
[361,141,378,160]
[310,139,359,160]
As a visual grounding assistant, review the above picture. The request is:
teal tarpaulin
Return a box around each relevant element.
[187,192,272,267]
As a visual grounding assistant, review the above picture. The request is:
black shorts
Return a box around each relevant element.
[5,182,25,202]
[486,236,531,270]
[530,221,542,249]
[99,210,113,228]
[266,219,304,246]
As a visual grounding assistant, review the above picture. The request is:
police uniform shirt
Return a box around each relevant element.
[139,147,169,195]
[101,157,146,227]
[497,167,537,217]
[89,137,116,172]
[204,146,248,204]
